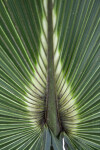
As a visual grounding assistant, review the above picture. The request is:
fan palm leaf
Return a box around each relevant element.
[0,0,100,149]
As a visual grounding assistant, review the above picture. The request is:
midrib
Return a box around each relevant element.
[47,0,60,136]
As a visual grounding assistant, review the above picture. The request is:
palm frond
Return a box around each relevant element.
[0,0,100,149]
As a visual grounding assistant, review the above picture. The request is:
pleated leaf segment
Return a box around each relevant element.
[0,0,100,149]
